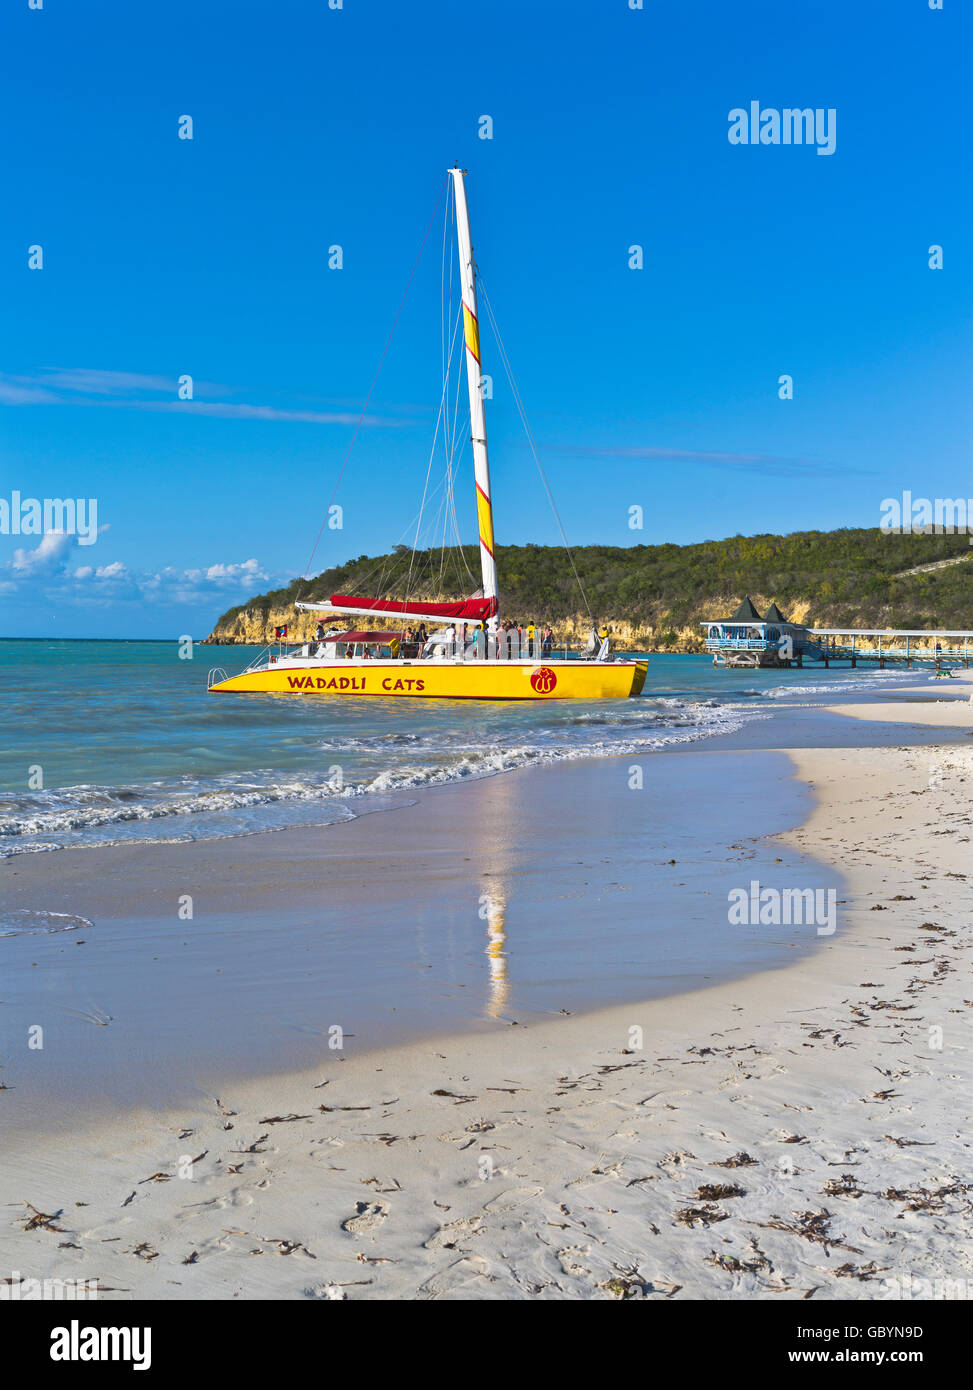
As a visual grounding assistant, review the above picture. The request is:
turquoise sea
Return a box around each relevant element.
[0,640,918,859]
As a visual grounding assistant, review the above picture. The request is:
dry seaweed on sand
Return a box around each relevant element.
[828,1261,889,1280]
[23,1202,66,1232]
[882,1180,971,1212]
[821,1174,865,1198]
[758,1209,862,1254]
[674,1203,729,1227]
[705,1250,769,1273]
[694,1183,746,1200]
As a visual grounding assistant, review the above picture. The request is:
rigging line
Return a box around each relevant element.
[446,347,471,572]
[447,430,477,588]
[440,378,458,579]
[478,276,594,621]
[406,302,463,600]
[437,289,465,579]
[410,301,462,595]
[319,387,465,606]
[440,178,451,445]
[444,187,456,465]
[298,173,449,591]
[438,246,461,585]
[319,468,458,618]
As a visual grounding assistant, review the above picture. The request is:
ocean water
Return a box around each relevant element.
[0,639,919,859]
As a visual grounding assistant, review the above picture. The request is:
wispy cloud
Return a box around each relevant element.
[0,377,63,405]
[0,368,409,427]
[552,444,864,479]
[131,400,393,426]
[37,367,185,396]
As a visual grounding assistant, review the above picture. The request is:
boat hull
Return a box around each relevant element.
[209,659,647,700]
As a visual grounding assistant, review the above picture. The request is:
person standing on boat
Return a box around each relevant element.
[527,622,536,657]
[542,624,553,657]
[416,623,428,656]
[315,621,326,641]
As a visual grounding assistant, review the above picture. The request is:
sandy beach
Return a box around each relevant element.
[2,681,972,1301]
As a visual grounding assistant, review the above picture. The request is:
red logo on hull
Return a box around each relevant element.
[529,666,558,694]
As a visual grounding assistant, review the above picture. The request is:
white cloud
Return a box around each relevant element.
[11,530,78,573]
[201,559,265,582]
[3,534,274,606]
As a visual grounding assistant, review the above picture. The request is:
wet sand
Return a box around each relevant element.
[1,748,835,1125]
[2,683,972,1299]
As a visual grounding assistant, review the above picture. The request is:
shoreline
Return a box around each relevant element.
[1,685,971,1298]
[1,745,840,1130]
[1,657,951,865]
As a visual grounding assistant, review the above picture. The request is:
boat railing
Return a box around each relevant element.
[243,645,274,672]
[448,632,554,662]
[207,666,228,688]
[242,632,628,665]
[430,633,609,663]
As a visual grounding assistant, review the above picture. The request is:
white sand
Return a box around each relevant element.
[3,698,972,1300]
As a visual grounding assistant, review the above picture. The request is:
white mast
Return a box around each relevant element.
[450,167,498,621]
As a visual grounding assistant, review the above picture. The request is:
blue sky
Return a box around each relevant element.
[2,0,969,637]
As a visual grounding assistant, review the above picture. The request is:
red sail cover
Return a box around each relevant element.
[329,594,498,621]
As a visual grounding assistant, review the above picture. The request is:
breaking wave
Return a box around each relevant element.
[0,909,94,938]
[0,696,763,856]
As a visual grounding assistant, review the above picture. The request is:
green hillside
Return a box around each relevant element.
[210,528,973,647]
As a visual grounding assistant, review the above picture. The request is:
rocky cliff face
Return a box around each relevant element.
[204,592,814,652]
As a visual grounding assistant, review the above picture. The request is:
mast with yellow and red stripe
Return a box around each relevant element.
[451,166,499,628]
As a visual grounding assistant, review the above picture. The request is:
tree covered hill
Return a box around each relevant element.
[208,528,973,648]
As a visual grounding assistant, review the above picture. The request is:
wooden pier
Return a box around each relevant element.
[809,629,973,670]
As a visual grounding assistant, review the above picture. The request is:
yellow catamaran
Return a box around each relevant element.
[209,168,647,701]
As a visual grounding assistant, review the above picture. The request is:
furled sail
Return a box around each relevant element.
[297,595,498,623]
